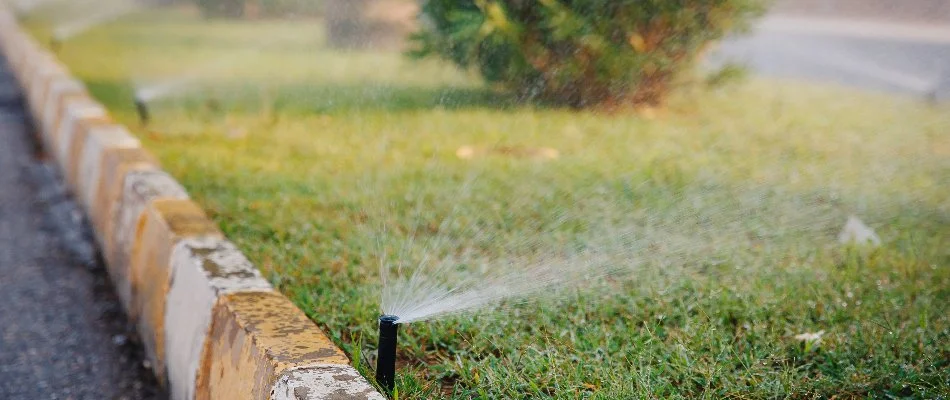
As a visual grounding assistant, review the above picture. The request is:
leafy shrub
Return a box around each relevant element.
[413,0,766,108]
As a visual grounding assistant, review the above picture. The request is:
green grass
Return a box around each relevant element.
[22,9,950,398]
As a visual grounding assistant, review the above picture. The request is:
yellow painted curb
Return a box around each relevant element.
[27,58,66,122]
[75,124,141,214]
[53,97,108,168]
[130,198,224,385]
[107,170,189,307]
[197,292,383,400]
[163,236,274,399]
[64,115,114,190]
[90,145,159,240]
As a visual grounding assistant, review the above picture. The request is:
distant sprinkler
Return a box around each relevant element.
[926,72,949,104]
[134,92,150,125]
[375,315,399,393]
[49,34,62,53]
[205,97,221,113]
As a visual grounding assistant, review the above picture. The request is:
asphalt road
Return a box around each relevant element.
[713,16,950,100]
[0,57,164,399]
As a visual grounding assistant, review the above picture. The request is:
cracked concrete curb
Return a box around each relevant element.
[0,6,384,400]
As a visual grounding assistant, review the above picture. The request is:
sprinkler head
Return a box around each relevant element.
[49,36,61,53]
[375,315,399,392]
[134,94,150,126]
[205,97,221,113]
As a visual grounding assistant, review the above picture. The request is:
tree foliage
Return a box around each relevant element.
[413,0,766,108]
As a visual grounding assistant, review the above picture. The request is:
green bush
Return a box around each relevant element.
[413,0,766,108]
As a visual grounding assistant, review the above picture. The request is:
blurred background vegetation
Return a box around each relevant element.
[163,0,766,109]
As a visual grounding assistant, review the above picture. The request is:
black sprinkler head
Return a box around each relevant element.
[134,96,150,125]
[49,37,61,53]
[375,315,399,392]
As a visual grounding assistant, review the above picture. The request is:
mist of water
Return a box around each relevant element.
[376,135,944,324]
[135,75,201,103]
[134,43,279,105]
[377,181,848,324]
[8,0,58,14]
[51,0,142,42]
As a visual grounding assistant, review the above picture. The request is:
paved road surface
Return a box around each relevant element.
[714,15,950,99]
[0,57,164,399]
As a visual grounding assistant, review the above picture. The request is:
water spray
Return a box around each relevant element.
[375,315,399,392]
[133,92,150,125]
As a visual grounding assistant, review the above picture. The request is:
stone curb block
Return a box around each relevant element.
[14,37,41,84]
[64,116,116,190]
[42,77,89,143]
[108,170,190,307]
[54,98,109,169]
[166,238,275,399]
[198,292,385,400]
[76,124,142,212]
[130,199,224,386]
[27,58,66,119]
[0,5,383,399]
[90,143,160,239]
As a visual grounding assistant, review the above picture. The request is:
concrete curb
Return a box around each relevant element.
[0,6,384,400]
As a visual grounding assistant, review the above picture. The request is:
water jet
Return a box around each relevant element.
[133,92,149,125]
[375,314,399,392]
[50,0,142,46]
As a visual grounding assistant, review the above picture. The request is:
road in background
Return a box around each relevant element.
[713,15,950,100]
[0,56,164,399]
[772,0,950,24]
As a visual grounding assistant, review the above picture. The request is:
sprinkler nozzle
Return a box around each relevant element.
[375,315,399,392]
[49,36,61,53]
[134,94,150,125]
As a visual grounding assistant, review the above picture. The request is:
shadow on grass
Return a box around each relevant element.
[83,79,521,117]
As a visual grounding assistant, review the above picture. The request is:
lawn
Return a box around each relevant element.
[22,7,950,398]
